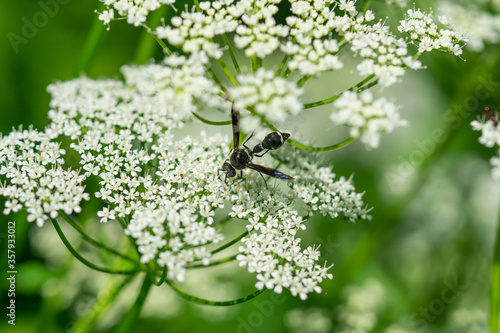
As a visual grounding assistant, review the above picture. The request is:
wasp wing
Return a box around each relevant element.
[231,103,240,150]
[247,163,294,180]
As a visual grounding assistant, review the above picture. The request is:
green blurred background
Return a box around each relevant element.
[0,1,499,332]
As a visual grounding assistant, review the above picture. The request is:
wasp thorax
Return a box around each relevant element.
[230,148,253,170]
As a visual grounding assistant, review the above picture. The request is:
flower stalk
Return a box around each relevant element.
[490,195,500,333]
[70,275,135,333]
[165,279,266,306]
[51,218,141,275]
[114,275,153,333]
[77,3,106,75]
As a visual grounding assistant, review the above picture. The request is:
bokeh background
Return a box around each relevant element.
[1,0,499,332]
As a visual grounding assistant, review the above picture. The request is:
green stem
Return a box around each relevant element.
[350,74,376,91]
[154,267,167,286]
[70,275,135,333]
[187,254,238,268]
[152,34,173,56]
[166,280,266,305]
[256,57,262,69]
[76,5,106,75]
[59,212,138,264]
[360,0,372,12]
[289,136,355,152]
[216,215,234,227]
[212,230,249,255]
[114,274,152,333]
[207,66,226,92]
[218,57,239,86]
[282,67,292,78]
[276,54,289,77]
[297,75,312,87]
[134,6,171,64]
[192,112,231,126]
[116,216,128,228]
[490,199,500,333]
[251,56,262,73]
[357,79,379,93]
[51,218,141,275]
[304,93,341,109]
[304,74,376,109]
[222,34,241,75]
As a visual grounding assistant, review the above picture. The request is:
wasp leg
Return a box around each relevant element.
[242,132,255,150]
[253,150,270,158]
[217,168,227,183]
[257,172,268,189]
[235,172,246,185]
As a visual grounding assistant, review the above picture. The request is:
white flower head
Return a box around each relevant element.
[331,91,407,149]
[440,1,500,52]
[155,0,288,59]
[398,8,468,56]
[0,127,89,226]
[99,0,466,86]
[0,61,371,300]
[99,0,176,26]
[228,68,304,124]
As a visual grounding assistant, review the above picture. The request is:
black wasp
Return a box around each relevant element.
[219,103,294,184]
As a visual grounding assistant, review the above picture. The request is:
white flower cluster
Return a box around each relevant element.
[55,85,225,282]
[126,206,221,282]
[398,9,468,56]
[0,63,371,299]
[281,0,344,75]
[0,128,89,226]
[283,149,373,220]
[99,0,176,26]
[121,53,224,121]
[331,91,407,149]
[99,1,466,87]
[238,233,332,300]
[154,0,422,84]
[471,115,500,180]
[440,1,500,52]
[231,149,371,299]
[228,68,303,124]
[347,18,423,87]
[156,0,289,58]
[156,3,235,59]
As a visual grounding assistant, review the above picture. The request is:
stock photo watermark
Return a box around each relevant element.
[7,0,69,54]
[386,74,500,191]
[401,277,468,332]
[6,221,17,326]
[234,292,287,333]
